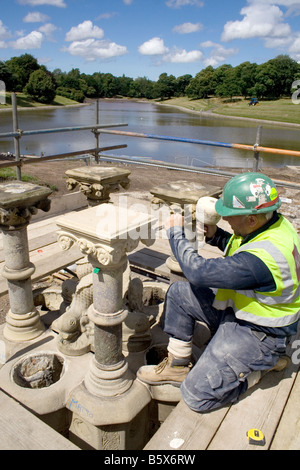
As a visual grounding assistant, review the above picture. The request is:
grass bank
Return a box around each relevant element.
[0,92,80,110]
[158,96,300,126]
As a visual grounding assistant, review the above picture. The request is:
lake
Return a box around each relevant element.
[0,99,299,169]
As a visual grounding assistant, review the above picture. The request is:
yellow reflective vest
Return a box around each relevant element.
[213,215,300,327]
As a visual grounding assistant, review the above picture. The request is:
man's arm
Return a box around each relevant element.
[165,215,275,291]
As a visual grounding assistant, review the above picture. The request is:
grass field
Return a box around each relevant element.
[0,93,80,109]
[159,96,300,125]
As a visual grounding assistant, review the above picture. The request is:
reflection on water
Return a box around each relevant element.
[0,99,299,168]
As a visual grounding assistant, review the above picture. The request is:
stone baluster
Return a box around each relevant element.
[0,182,52,342]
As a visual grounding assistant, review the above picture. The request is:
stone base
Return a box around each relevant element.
[3,308,45,343]
[0,326,91,416]
[67,378,151,425]
[69,403,150,450]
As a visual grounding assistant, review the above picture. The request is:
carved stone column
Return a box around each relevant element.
[0,182,52,342]
[56,204,156,449]
[65,166,131,206]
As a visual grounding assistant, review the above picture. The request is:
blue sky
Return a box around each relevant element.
[0,0,300,80]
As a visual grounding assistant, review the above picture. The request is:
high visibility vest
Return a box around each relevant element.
[213,215,300,327]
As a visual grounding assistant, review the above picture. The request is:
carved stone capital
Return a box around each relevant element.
[0,182,52,228]
[65,167,131,204]
[57,230,140,267]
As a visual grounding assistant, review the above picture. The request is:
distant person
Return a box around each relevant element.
[138,172,300,412]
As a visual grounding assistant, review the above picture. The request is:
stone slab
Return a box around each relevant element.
[0,181,52,209]
[65,166,131,184]
[56,203,156,244]
[150,181,221,205]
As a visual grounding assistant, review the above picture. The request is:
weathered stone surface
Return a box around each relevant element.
[66,167,131,204]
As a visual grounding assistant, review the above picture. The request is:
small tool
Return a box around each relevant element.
[246,428,266,446]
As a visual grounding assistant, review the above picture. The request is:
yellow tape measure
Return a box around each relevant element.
[247,429,266,446]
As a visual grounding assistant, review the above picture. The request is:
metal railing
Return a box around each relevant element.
[0,93,300,190]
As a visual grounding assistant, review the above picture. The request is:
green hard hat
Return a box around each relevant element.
[215,172,281,217]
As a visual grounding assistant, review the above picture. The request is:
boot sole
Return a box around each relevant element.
[137,376,182,387]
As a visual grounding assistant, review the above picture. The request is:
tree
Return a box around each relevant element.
[0,61,14,91]
[155,73,177,100]
[186,66,216,99]
[24,69,56,104]
[128,77,157,99]
[268,55,300,97]
[6,54,40,92]
[215,67,241,100]
[175,74,192,96]
[235,61,258,98]
[253,62,278,99]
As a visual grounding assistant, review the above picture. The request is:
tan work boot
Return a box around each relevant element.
[137,353,192,387]
[269,355,291,372]
[248,356,291,390]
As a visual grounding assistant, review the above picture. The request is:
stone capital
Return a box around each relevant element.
[0,182,52,228]
[56,204,156,267]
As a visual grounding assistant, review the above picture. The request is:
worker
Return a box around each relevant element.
[137,172,300,412]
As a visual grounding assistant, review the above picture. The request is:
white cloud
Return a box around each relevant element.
[166,0,204,8]
[138,36,203,63]
[123,0,133,4]
[288,33,300,60]
[63,39,128,61]
[10,31,43,49]
[65,21,104,42]
[163,48,203,62]
[222,3,291,42]
[23,12,50,22]
[0,20,11,40]
[39,23,58,41]
[173,22,203,34]
[138,37,169,55]
[201,41,238,67]
[18,0,66,7]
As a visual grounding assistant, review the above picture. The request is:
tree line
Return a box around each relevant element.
[0,53,299,105]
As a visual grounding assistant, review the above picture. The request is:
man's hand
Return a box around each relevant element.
[204,224,217,239]
[164,213,184,231]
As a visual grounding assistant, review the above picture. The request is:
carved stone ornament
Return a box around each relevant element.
[57,231,140,267]
[0,182,52,227]
[65,166,131,204]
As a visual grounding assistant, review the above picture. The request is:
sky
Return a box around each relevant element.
[0,0,300,81]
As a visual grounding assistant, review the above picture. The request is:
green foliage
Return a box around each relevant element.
[5,54,40,92]
[24,69,56,104]
[0,53,299,105]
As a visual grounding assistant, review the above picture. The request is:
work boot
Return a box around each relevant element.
[269,355,291,372]
[247,355,291,390]
[137,353,192,387]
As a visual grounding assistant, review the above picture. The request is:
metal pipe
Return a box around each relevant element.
[94,99,100,164]
[99,153,300,191]
[0,145,127,168]
[12,93,22,180]
[99,129,300,159]
[21,145,127,164]
[253,126,262,171]
[0,123,128,139]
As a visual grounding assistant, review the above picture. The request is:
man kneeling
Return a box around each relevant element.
[137,173,299,412]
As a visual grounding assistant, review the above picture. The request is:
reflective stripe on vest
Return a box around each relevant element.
[213,216,300,327]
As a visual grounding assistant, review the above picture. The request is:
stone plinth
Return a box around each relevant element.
[56,204,155,449]
[65,166,131,206]
[0,182,52,342]
[150,180,221,272]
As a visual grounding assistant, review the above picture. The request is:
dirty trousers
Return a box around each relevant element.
[163,281,286,412]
